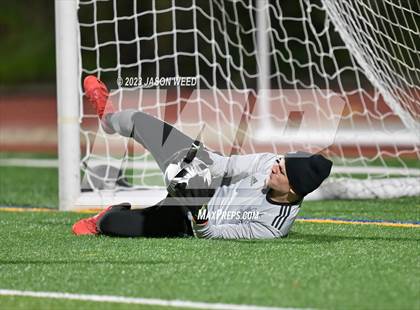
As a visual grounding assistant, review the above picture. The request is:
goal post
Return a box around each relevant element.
[56,0,419,210]
[55,0,81,211]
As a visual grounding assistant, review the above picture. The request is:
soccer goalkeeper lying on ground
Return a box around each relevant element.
[72,76,332,239]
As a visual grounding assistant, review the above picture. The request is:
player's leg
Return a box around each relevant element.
[104,109,204,172]
[97,197,193,237]
[84,75,212,173]
[84,75,218,212]
[103,110,217,215]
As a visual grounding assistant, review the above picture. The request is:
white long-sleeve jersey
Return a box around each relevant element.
[192,153,302,239]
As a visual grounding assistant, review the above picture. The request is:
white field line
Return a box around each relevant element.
[1,158,419,176]
[0,158,159,170]
[0,289,308,310]
[0,158,60,168]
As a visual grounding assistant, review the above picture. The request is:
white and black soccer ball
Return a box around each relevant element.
[164,158,212,191]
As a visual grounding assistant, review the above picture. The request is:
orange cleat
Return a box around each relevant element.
[72,206,112,236]
[83,75,115,119]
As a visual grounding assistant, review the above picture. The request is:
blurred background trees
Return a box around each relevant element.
[0,1,55,85]
[1,0,416,90]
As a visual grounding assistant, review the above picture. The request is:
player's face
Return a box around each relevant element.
[267,157,291,194]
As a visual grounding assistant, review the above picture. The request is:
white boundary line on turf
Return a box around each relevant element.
[0,289,309,310]
[0,158,159,170]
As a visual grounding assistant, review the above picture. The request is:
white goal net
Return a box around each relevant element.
[55,0,420,209]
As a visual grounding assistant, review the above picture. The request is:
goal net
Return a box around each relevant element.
[55,0,419,209]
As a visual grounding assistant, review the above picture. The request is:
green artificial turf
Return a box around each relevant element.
[0,158,419,309]
[0,296,180,310]
[0,211,418,310]
[0,166,58,208]
[299,197,420,223]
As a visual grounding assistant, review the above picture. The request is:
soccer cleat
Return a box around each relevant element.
[83,75,115,119]
[72,206,112,236]
[71,218,98,235]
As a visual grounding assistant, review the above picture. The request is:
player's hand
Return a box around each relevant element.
[192,204,208,225]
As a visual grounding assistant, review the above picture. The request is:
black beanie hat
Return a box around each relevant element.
[284,151,332,197]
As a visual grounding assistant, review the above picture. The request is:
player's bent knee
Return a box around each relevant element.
[114,109,137,137]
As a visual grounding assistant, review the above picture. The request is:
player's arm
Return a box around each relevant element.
[208,152,277,180]
[192,220,282,239]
